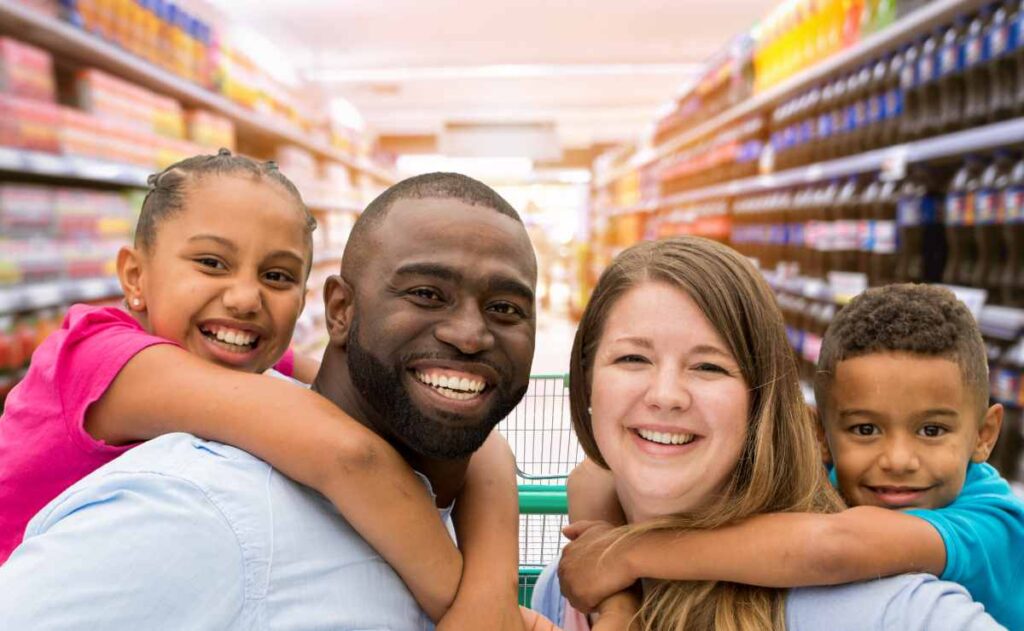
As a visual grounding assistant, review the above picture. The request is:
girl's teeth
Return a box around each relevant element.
[636,429,695,446]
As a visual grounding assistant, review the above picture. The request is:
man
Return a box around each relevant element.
[0,173,545,630]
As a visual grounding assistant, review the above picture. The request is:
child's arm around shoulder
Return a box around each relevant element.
[85,343,462,621]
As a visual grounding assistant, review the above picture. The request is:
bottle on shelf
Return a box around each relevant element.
[918,30,943,138]
[865,57,887,150]
[896,166,945,283]
[937,17,968,135]
[814,82,836,163]
[900,40,923,141]
[832,177,863,272]
[865,176,899,286]
[974,151,1014,298]
[963,7,992,128]
[944,157,985,287]
[880,49,905,147]
[987,1,1017,122]
[829,76,849,160]
[1000,154,1024,306]
[1015,0,1024,116]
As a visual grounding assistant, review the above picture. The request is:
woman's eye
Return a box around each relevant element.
[616,354,649,364]
[919,425,947,438]
[850,424,879,437]
[694,362,729,374]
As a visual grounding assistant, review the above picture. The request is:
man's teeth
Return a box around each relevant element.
[415,371,486,399]
[636,428,696,446]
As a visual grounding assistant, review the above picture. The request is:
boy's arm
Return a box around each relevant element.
[85,344,461,621]
[559,507,946,611]
[438,431,524,631]
[567,457,626,524]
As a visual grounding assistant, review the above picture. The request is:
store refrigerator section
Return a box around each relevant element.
[0,0,395,407]
[589,0,1024,489]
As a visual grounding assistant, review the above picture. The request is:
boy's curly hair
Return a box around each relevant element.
[813,283,989,418]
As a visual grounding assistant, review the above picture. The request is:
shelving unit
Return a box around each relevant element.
[0,0,394,185]
[595,0,992,189]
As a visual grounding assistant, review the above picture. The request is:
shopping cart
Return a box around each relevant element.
[496,373,584,606]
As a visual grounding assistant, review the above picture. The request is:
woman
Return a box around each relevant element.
[531,237,1000,630]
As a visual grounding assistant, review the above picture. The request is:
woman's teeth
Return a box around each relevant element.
[415,371,486,400]
[636,428,696,446]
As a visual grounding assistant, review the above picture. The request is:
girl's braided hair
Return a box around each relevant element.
[135,148,317,250]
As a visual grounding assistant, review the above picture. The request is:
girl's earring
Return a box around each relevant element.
[132,298,142,308]
[587,406,592,415]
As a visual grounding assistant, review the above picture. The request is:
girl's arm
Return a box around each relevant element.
[438,431,523,631]
[559,507,946,612]
[85,344,461,621]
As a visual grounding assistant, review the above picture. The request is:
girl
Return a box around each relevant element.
[531,237,999,630]
[0,150,514,625]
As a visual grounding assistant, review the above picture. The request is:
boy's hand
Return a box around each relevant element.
[559,520,636,612]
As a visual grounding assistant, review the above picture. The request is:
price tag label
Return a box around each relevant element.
[0,147,24,171]
[828,271,868,304]
[24,152,67,176]
[881,145,909,181]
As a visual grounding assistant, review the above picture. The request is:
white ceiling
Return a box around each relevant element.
[207,0,777,153]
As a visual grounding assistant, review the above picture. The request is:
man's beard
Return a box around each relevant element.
[346,317,527,459]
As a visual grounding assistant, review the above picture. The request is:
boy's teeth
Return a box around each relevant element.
[636,428,695,446]
[415,371,485,394]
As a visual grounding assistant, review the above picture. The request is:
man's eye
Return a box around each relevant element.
[919,425,947,438]
[408,287,443,302]
[488,302,526,318]
[850,424,879,437]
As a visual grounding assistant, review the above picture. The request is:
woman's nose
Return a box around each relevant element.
[642,366,690,412]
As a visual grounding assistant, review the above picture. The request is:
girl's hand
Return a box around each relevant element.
[558,521,636,613]
[520,606,565,631]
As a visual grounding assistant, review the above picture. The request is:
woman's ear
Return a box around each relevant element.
[323,275,356,349]
[117,246,146,312]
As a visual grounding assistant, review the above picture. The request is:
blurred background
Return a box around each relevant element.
[0,0,1021,491]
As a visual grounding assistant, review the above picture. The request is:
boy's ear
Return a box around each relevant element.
[811,404,834,466]
[117,246,146,312]
[323,274,356,349]
[972,403,1004,463]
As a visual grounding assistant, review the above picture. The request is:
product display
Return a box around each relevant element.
[591,0,1024,484]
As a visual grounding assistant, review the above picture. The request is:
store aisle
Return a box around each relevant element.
[532,308,577,376]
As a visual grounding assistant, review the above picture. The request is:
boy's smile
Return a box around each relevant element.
[823,352,1001,511]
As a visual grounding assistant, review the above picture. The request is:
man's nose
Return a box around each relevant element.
[434,302,494,355]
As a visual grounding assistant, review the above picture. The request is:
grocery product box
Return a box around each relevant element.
[185,109,236,151]
[0,37,55,101]
[0,94,61,153]
[75,69,185,139]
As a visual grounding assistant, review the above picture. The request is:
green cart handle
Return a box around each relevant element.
[518,484,568,514]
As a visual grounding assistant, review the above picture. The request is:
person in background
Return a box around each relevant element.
[532,237,1002,630]
[557,284,1023,629]
[0,167,552,629]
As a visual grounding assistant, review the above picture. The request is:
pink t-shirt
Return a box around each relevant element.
[0,305,174,563]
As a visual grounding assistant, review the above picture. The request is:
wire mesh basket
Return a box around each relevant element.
[497,373,584,606]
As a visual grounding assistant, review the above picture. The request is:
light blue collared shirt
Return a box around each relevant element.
[0,432,450,630]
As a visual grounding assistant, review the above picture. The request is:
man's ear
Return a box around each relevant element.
[117,246,146,312]
[323,274,356,348]
[973,403,1004,463]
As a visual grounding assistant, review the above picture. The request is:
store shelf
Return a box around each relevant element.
[606,117,1024,214]
[0,147,150,188]
[595,0,992,188]
[0,0,395,184]
[0,276,122,315]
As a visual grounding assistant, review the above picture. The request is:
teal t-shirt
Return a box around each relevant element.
[902,463,1024,630]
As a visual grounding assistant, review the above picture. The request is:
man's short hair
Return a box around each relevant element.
[814,283,990,417]
[341,172,523,276]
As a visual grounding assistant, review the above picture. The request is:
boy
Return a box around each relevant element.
[558,284,1023,629]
